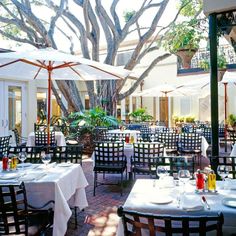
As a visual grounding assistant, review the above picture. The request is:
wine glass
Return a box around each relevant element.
[18,152,27,167]
[156,166,168,180]
[178,169,191,193]
[41,153,51,168]
[217,165,229,189]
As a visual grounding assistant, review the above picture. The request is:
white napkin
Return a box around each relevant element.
[182,195,203,211]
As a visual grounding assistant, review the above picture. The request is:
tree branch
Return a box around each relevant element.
[117,53,171,100]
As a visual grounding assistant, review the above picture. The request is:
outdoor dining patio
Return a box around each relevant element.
[0,0,236,236]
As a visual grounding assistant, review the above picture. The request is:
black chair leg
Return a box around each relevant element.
[93,172,97,196]
[74,207,78,228]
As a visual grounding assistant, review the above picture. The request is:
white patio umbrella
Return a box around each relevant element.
[133,84,197,126]
[0,47,131,143]
[221,71,236,132]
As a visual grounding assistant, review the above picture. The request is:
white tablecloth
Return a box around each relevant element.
[230,144,236,156]
[117,179,236,236]
[0,164,88,236]
[26,131,66,146]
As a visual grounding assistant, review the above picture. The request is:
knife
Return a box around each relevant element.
[202,196,210,210]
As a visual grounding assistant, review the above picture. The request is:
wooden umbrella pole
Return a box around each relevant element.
[47,62,52,146]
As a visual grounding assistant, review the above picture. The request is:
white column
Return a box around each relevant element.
[27,81,37,133]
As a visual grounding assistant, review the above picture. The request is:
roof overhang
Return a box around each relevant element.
[203,0,236,16]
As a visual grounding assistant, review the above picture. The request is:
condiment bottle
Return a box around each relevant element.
[125,135,129,144]
[208,170,216,192]
[130,135,134,144]
[2,155,8,171]
[196,169,205,192]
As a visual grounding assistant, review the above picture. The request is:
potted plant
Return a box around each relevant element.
[67,107,119,154]
[163,20,203,69]
[199,53,227,81]
[228,114,236,130]
[129,108,153,123]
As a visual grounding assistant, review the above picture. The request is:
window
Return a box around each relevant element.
[180,97,190,116]
[36,89,61,123]
[116,50,134,66]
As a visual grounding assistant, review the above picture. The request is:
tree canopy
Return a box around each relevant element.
[0,0,204,115]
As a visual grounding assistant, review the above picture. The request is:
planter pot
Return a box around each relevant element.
[176,48,197,69]
[218,68,227,82]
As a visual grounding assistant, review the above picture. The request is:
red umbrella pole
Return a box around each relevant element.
[223,82,228,152]
[47,63,52,145]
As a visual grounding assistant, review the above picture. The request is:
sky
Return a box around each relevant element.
[1,0,178,51]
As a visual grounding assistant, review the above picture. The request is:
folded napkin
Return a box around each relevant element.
[182,195,203,211]
[20,172,46,181]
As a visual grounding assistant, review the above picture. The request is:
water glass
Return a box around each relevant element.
[178,169,191,192]
[217,165,229,189]
[18,152,27,164]
[41,153,51,167]
[156,166,168,180]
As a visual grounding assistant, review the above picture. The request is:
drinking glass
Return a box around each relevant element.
[217,165,229,189]
[178,169,191,193]
[18,152,27,165]
[41,153,51,168]
[156,166,168,180]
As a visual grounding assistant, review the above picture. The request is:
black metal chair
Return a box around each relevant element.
[93,142,127,196]
[157,132,179,155]
[0,182,54,235]
[0,135,12,158]
[170,156,195,176]
[178,133,202,166]
[35,131,57,146]
[12,128,27,147]
[52,145,83,165]
[8,146,43,163]
[117,206,224,236]
[228,130,236,149]
[131,142,164,178]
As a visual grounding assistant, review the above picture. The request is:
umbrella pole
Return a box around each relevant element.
[165,92,168,127]
[224,82,228,152]
[47,64,52,146]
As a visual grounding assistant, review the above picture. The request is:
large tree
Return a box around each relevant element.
[0,0,198,115]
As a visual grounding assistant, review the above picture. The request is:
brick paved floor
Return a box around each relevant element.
[65,144,230,236]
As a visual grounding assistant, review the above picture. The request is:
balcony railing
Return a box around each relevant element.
[177,44,236,74]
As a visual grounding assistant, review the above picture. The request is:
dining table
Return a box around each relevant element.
[0,162,88,236]
[116,178,236,236]
[26,131,66,146]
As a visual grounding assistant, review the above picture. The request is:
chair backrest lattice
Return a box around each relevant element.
[157,133,179,150]
[117,206,224,236]
[52,145,83,165]
[133,142,164,159]
[203,127,212,144]
[8,146,44,163]
[35,131,56,146]
[0,136,11,158]
[228,130,236,146]
[94,142,125,165]
[178,133,202,152]
[0,183,28,235]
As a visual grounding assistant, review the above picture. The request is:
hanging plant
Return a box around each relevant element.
[163,20,203,68]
